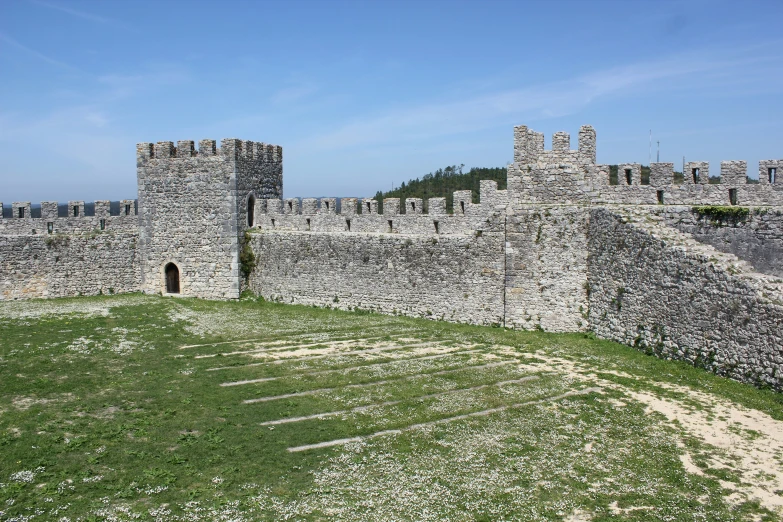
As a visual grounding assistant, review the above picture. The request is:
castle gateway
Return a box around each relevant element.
[1,126,782,390]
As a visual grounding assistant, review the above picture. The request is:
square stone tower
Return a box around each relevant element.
[136,139,282,299]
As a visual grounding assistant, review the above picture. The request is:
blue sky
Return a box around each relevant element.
[1,0,782,202]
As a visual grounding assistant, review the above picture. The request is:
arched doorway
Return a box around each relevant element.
[165,263,180,294]
[247,194,256,227]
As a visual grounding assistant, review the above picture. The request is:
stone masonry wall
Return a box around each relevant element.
[246,182,507,325]
[504,206,589,332]
[0,231,139,300]
[136,139,282,300]
[657,206,783,278]
[508,125,783,206]
[137,140,239,299]
[587,207,783,390]
[0,202,138,235]
[0,208,140,300]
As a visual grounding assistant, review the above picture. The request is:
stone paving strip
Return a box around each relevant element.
[219,348,485,387]
[193,336,391,359]
[206,342,475,371]
[242,361,516,404]
[259,375,542,426]
[178,324,416,349]
[287,387,603,452]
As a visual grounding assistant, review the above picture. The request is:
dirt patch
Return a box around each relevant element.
[626,387,783,513]
[501,349,783,516]
[12,394,73,411]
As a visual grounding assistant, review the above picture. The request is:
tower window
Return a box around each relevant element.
[100,219,106,230]
[346,219,351,232]
[625,169,632,185]
[434,221,439,234]
[729,188,738,206]
[18,207,24,218]
[387,220,393,233]
[692,168,700,184]
[306,218,311,231]
[460,201,465,213]
[288,201,293,212]
[73,205,79,217]
[125,204,131,215]
[770,168,777,184]
[656,190,664,204]
[247,194,255,227]
[47,222,53,234]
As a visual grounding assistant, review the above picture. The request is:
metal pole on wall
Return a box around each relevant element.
[656,141,660,163]
[649,130,652,165]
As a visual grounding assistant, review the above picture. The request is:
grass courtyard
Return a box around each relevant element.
[1,295,782,521]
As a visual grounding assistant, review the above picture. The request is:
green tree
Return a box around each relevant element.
[374,164,507,213]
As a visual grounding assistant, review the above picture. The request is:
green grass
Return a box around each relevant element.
[1,294,782,521]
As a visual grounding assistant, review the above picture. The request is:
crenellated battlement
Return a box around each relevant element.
[0,200,139,236]
[250,181,507,236]
[605,161,783,189]
[593,160,783,206]
[509,124,783,206]
[6,123,783,390]
[513,125,596,166]
[136,139,282,165]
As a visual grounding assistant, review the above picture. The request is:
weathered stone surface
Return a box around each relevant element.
[0,231,139,299]
[659,206,783,278]
[136,139,281,299]
[504,206,589,332]
[1,124,782,390]
[588,207,783,390]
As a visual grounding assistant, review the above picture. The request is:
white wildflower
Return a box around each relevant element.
[56,480,75,493]
[10,470,35,483]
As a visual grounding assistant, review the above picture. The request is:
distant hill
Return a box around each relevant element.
[374,165,507,213]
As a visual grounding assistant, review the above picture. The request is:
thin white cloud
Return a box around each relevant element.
[304,47,783,151]
[97,69,190,100]
[0,32,76,70]
[0,64,190,142]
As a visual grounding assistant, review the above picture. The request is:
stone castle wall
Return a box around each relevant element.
[246,182,507,325]
[1,124,782,390]
[587,207,783,391]
[508,125,783,206]
[0,205,139,299]
[504,206,589,332]
[657,206,783,278]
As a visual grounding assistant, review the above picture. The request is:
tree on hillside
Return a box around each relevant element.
[374,164,507,213]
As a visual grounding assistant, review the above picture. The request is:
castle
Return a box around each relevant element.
[1,126,782,390]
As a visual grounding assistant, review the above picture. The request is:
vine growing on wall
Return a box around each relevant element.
[239,231,257,279]
[692,206,750,225]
